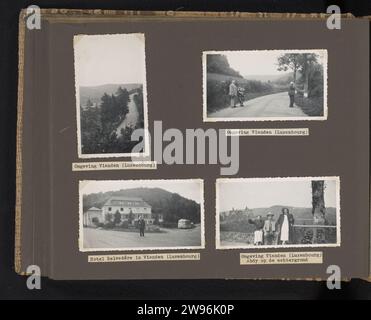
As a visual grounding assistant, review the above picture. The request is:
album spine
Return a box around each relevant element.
[15,9,53,276]
[14,9,26,275]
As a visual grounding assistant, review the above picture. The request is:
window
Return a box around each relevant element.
[108,207,112,212]
[120,207,123,211]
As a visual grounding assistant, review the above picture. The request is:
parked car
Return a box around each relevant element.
[178,219,193,229]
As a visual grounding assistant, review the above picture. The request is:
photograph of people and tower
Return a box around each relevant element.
[204,50,327,121]
[217,177,339,249]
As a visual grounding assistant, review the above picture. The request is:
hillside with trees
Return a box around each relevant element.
[206,54,285,113]
[80,86,144,154]
[83,188,201,224]
[80,83,141,106]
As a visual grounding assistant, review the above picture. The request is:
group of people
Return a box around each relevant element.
[228,80,245,108]
[228,79,297,109]
[248,208,295,246]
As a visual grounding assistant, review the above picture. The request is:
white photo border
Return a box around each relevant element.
[73,33,150,159]
[203,49,328,122]
[215,176,341,249]
[78,179,205,252]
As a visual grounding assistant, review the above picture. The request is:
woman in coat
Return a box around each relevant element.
[276,208,295,245]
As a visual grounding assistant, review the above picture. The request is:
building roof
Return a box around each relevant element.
[103,196,151,208]
[87,207,101,211]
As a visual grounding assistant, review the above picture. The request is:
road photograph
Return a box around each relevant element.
[203,50,327,121]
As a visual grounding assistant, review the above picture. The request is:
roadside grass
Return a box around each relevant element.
[295,95,324,117]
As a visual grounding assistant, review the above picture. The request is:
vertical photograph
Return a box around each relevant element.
[79,179,205,251]
[74,33,149,158]
[203,49,327,121]
[216,177,340,249]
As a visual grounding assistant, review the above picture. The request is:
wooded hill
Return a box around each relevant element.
[221,205,337,225]
[83,188,201,224]
[80,83,141,106]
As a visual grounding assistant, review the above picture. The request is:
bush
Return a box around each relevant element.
[120,220,129,229]
[295,94,324,117]
[103,221,115,229]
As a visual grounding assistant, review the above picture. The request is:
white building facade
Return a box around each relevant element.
[102,196,154,224]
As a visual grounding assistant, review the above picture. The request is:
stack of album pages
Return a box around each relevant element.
[16,9,370,280]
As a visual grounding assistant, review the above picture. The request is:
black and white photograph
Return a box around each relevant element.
[74,33,149,158]
[79,179,204,251]
[216,177,340,249]
[203,49,327,121]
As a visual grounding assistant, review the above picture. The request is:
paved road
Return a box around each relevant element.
[208,92,306,119]
[115,93,139,136]
[83,225,202,249]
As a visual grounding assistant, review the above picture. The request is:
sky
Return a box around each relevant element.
[217,178,337,212]
[81,180,203,204]
[224,50,326,76]
[74,33,145,86]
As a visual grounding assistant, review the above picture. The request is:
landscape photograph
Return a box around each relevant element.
[216,177,340,249]
[74,33,148,158]
[203,49,327,121]
[79,179,204,251]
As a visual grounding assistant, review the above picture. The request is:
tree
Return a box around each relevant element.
[116,87,130,118]
[277,53,318,96]
[300,53,318,97]
[133,88,144,129]
[311,180,326,243]
[114,210,122,226]
[86,98,93,108]
[80,106,103,154]
[277,53,302,83]
[100,93,114,133]
[207,54,242,78]
[128,209,134,225]
[105,212,113,223]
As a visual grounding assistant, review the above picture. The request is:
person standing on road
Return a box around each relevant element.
[229,80,238,108]
[288,81,296,108]
[138,216,146,237]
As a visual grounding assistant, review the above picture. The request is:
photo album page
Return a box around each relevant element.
[16,10,370,280]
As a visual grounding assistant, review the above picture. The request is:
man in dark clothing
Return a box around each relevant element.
[138,216,146,237]
[288,81,296,108]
